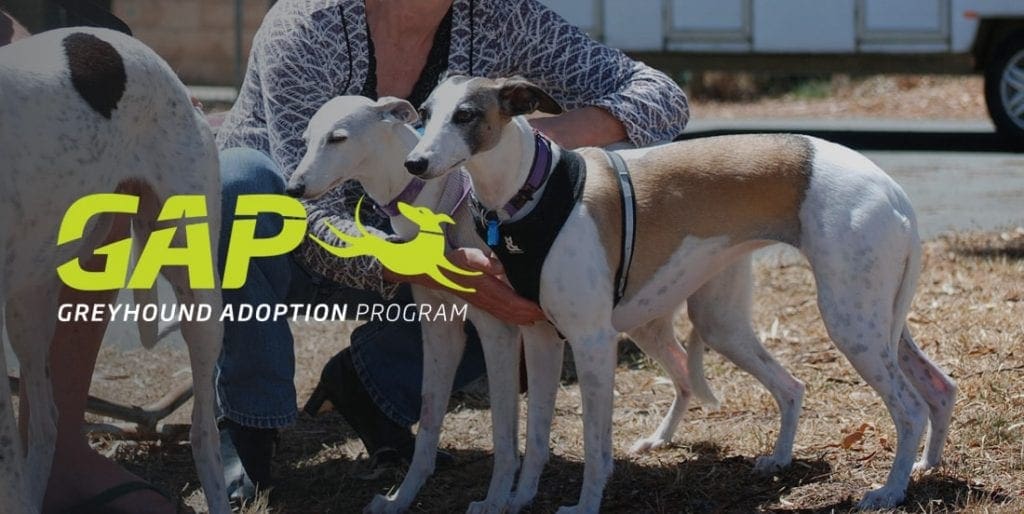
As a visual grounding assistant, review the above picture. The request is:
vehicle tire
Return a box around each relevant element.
[985,30,1024,148]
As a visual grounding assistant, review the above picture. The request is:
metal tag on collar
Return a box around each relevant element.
[486,218,500,247]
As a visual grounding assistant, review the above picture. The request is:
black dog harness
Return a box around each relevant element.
[472,133,585,302]
[471,132,638,306]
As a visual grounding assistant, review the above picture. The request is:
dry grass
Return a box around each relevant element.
[692,74,988,121]
[81,229,1024,513]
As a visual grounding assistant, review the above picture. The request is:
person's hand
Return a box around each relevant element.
[385,247,546,325]
[190,95,205,113]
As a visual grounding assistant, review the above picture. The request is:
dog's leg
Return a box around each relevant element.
[6,285,60,509]
[0,305,32,514]
[366,294,465,514]
[687,265,805,473]
[558,330,618,514]
[898,327,956,471]
[626,315,693,454]
[682,327,721,409]
[468,314,522,514]
[808,248,927,508]
[509,322,564,513]
[162,264,229,514]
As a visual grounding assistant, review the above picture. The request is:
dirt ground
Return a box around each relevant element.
[75,229,1023,513]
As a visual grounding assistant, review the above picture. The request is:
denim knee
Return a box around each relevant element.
[219,147,285,200]
[217,147,287,270]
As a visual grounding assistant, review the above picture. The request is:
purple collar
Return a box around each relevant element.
[378,178,426,217]
[492,130,552,218]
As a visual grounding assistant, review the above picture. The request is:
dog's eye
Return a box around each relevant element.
[327,131,348,144]
[452,109,478,124]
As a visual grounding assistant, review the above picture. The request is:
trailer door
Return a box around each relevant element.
[858,0,951,52]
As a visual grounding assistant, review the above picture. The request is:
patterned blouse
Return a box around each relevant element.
[216,0,690,297]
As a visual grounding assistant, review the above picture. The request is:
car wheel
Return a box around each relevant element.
[985,30,1024,148]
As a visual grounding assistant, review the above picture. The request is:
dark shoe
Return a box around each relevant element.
[303,348,455,470]
[220,418,278,499]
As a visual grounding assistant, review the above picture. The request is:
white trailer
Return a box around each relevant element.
[541,0,1024,141]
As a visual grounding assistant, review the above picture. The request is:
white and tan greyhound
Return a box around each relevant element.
[289,95,816,513]
[0,28,228,513]
[404,76,957,512]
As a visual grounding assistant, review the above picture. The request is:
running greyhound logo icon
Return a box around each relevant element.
[310,197,482,293]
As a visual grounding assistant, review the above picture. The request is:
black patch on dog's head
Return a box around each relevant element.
[63,32,126,119]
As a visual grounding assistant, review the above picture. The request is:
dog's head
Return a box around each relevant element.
[287,96,418,199]
[404,76,562,179]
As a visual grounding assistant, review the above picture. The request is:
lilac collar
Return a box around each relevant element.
[502,131,553,218]
[378,178,426,217]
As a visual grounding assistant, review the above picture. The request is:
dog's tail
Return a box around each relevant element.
[131,215,160,349]
[889,194,922,348]
[685,328,721,408]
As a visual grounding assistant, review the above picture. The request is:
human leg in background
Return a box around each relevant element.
[214,147,296,498]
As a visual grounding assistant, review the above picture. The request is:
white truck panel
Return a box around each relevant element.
[752,0,857,52]
[539,0,602,39]
[671,0,747,32]
[604,0,663,51]
[862,0,946,32]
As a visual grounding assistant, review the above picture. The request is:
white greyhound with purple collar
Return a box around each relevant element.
[402,75,957,512]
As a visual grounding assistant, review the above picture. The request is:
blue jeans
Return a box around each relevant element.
[215,147,486,428]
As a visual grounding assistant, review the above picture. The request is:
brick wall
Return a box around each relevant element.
[112,0,272,86]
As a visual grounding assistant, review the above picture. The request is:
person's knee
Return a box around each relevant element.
[220,147,285,201]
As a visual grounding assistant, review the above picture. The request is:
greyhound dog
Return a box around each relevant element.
[0,28,228,513]
[404,76,957,512]
[288,96,815,513]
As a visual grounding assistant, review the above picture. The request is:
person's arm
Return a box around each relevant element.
[501,0,690,148]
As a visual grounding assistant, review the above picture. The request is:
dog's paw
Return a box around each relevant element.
[912,458,939,473]
[364,494,406,514]
[508,490,537,513]
[629,436,670,454]
[466,499,506,514]
[857,486,905,510]
[555,505,597,514]
[753,454,791,475]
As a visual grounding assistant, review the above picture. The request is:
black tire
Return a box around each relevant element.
[984,30,1024,148]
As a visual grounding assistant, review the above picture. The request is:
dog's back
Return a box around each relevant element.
[0,27,218,294]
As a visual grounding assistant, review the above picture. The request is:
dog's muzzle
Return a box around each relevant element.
[404,158,429,176]
[285,182,306,198]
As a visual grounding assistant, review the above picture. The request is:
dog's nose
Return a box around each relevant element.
[285,182,306,198]
[405,158,429,176]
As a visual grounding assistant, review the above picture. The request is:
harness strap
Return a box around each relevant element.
[603,150,637,305]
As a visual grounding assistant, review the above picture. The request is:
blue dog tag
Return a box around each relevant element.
[487,220,499,247]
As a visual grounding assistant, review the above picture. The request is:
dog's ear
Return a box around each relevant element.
[374,96,419,124]
[497,78,563,117]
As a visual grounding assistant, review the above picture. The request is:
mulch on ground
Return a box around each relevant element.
[82,229,1023,512]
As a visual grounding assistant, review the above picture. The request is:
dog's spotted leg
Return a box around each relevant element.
[468,314,522,514]
[509,323,564,513]
[807,237,927,508]
[558,331,618,514]
[0,306,32,514]
[6,285,60,509]
[366,295,465,514]
[898,328,956,472]
[626,315,692,454]
[687,268,805,473]
[166,270,229,514]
